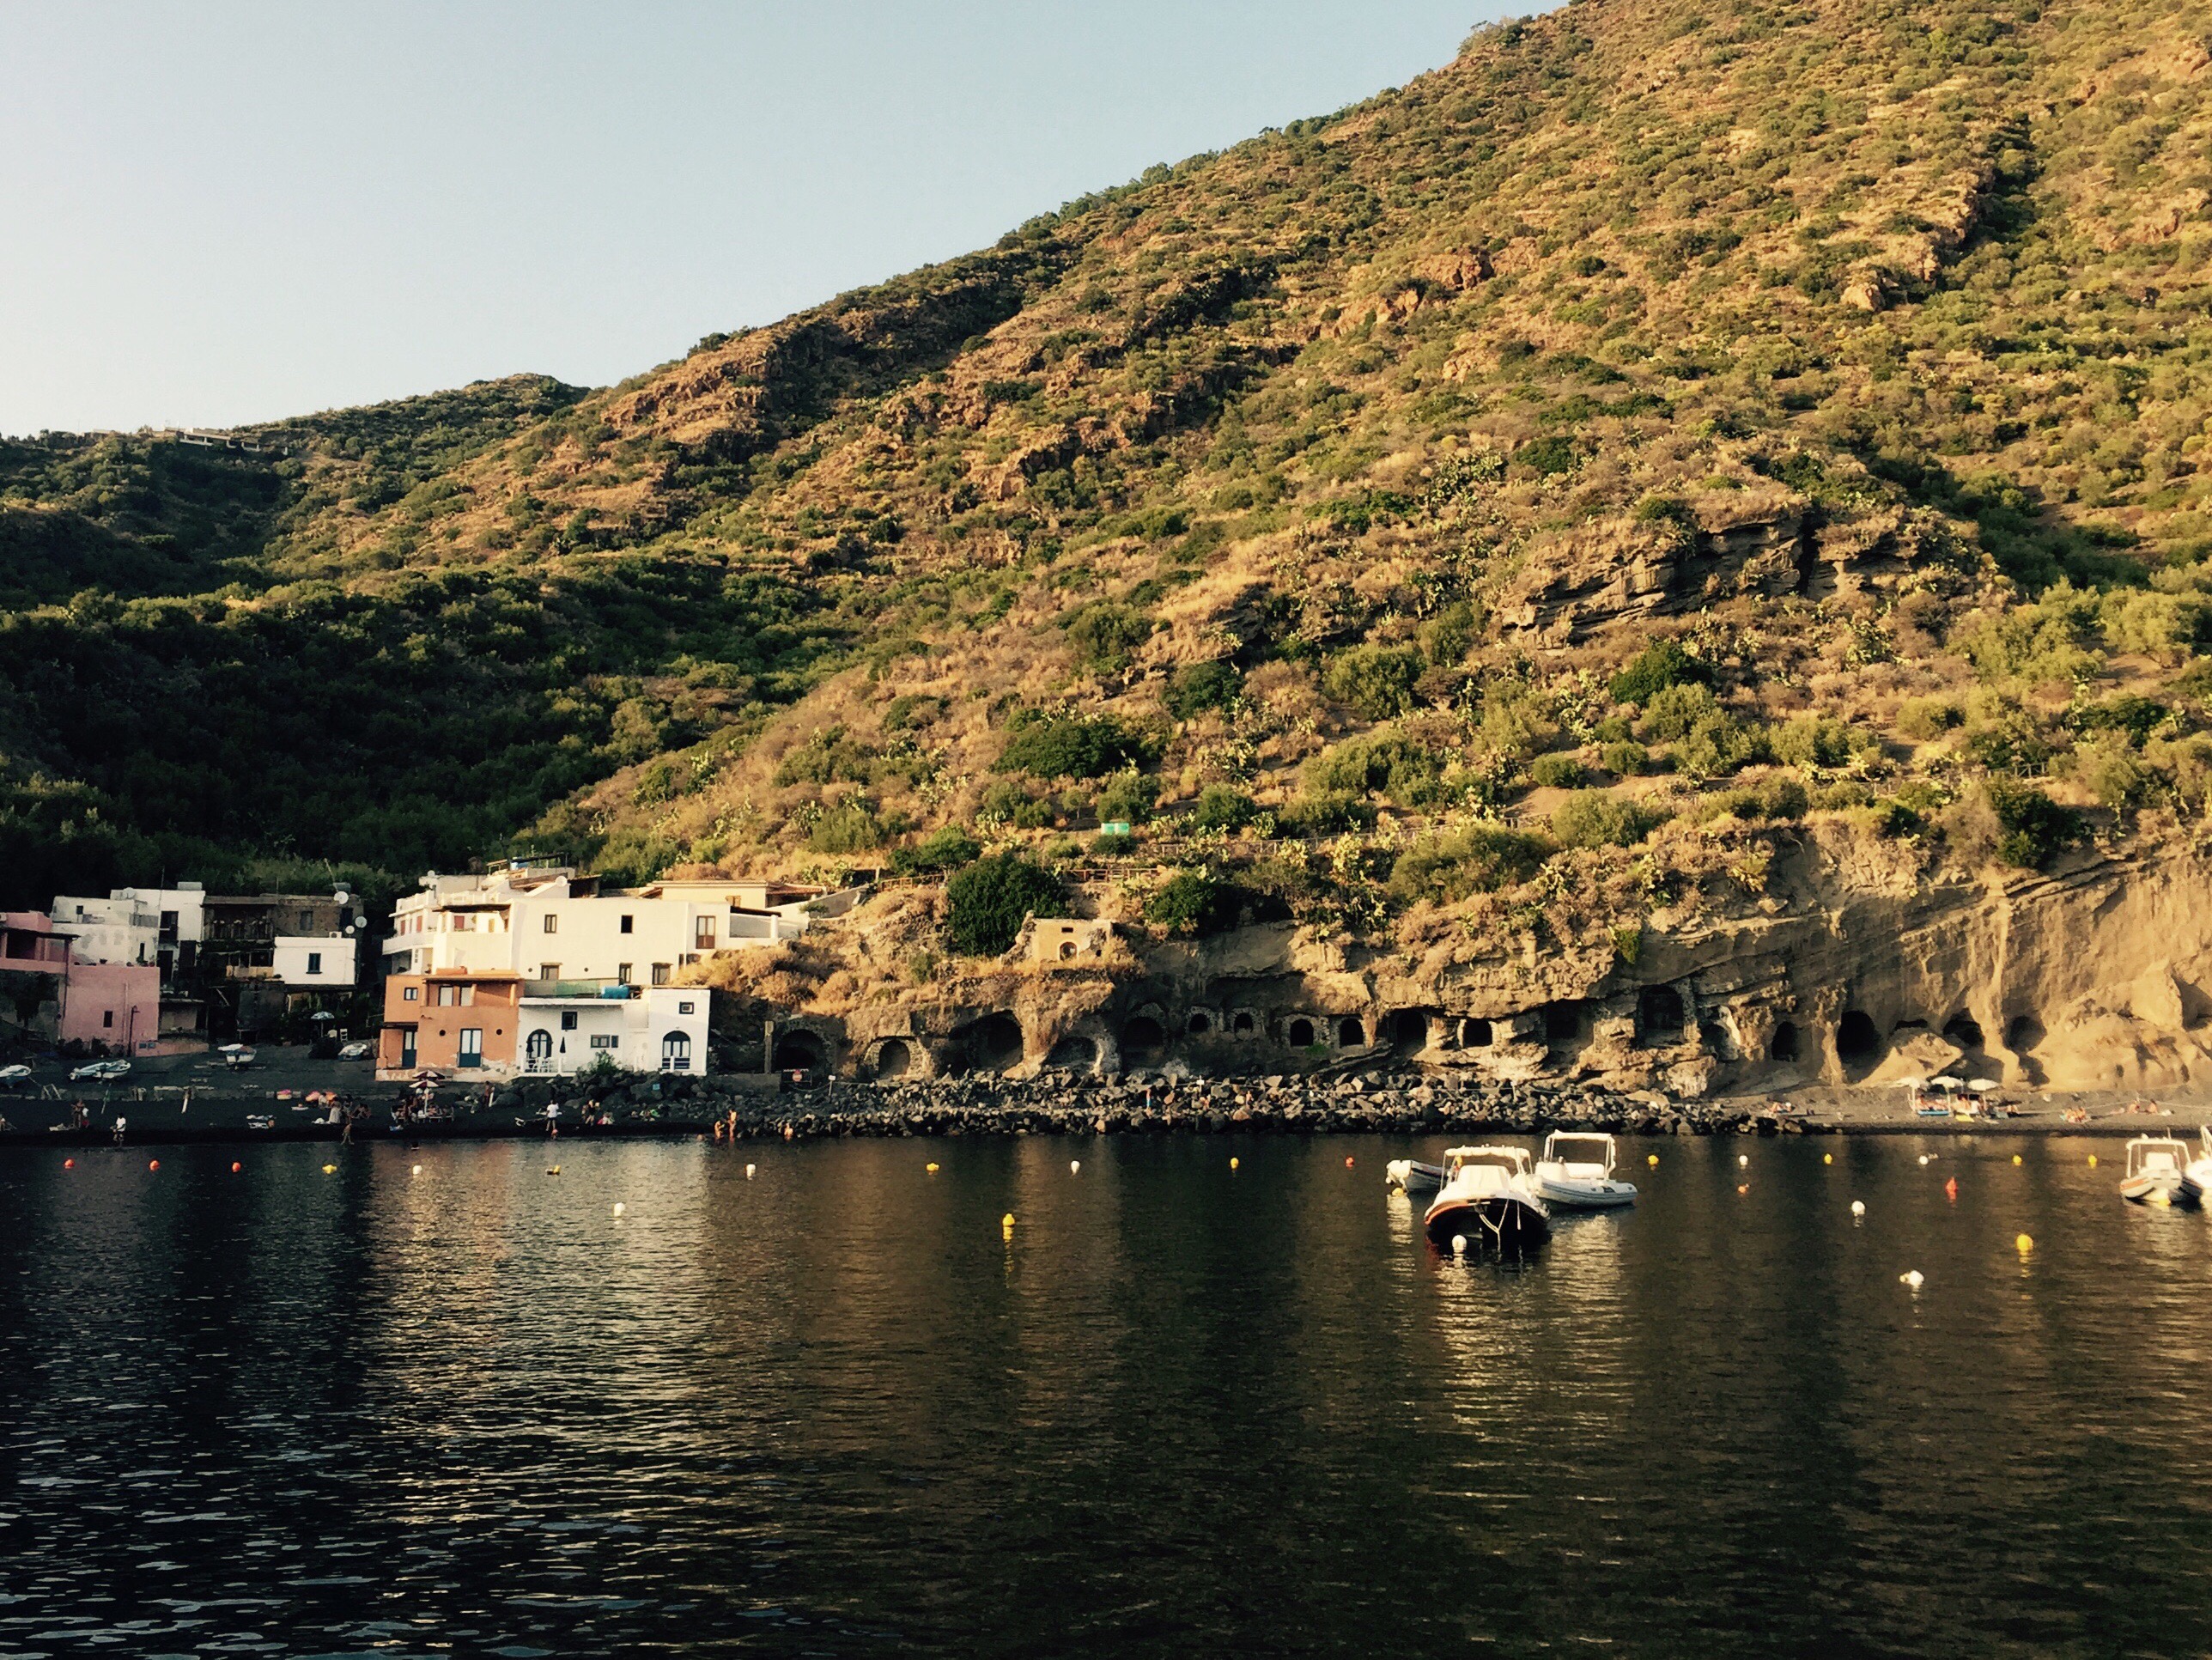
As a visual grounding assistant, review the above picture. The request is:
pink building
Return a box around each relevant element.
[60,961,160,1054]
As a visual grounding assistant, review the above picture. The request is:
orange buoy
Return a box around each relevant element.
[148,1159,160,1171]
[63,1158,75,1169]
[230,1161,241,1173]
[1345,1156,1355,1168]
[1945,1177,1958,1201]
[1736,1183,1750,1194]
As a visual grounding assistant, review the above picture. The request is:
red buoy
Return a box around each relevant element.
[1345,1156,1355,1168]
[230,1161,242,1173]
[63,1158,74,1169]
[148,1159,160,1171]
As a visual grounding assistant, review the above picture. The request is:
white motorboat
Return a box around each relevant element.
[1531,1131,1638,1209]
[2184,1127,2212,1206]
[1385,1158,1445,1195]
[1423,1145,1550,1251]
[2120,1134,2197,1207]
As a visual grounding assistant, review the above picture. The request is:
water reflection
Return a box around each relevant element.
[3,1135,2212,1655]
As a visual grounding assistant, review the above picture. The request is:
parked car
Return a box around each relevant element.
[337,1041,370,1061]
[70,1059,130,1082]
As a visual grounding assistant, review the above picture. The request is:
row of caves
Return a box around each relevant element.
[754,979,2061,1092]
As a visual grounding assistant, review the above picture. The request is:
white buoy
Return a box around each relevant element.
[1917,1154,1929,1166]
[1070,1160,1081,1175]
[1900,1269,1924,1289]
[1850,1200,1866,1218]
[613,1202,625,1217]
[411,1163,422,1176]
[744,1163,757,1180]
[1451,1234,1468,1255]
[1738,1153,1749,1167]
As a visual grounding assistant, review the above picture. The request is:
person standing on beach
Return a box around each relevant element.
[112,1115,126,1143]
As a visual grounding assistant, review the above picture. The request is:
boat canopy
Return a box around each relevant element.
[1542,1132,1615,1165]
[1443,1145,1532,1175]
[2126,1137,2189,1176]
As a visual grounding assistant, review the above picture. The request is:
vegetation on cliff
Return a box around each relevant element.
[3,0,2212,976]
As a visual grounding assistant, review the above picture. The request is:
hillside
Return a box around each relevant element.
[6,0,2212,1088]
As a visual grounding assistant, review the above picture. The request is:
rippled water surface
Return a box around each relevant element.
[4,1134,2211,1657]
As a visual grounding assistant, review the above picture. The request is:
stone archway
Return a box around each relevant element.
[970,1012,1024,1072]
[874,1037,915,1079]
[1120,1015,1166,1067]
[774,1029,825,1071]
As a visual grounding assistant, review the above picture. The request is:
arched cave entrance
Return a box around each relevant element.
[1639,985,1686,1045]
[970,1012,1024,1072]
[1838,1011,1881,1066]
[1771,1021,1800,1062]
[874,1037,913,1079]
[774,1029,825,1072]
[1286,1018,1316,1049]
[2006,1013,2045,1053]
[1387,1010,1431,1051]
[1337,1016,1367,1048]
[1943,1012,1985,1050]
[1188,1011,1212,1036]
[1046,1032,1097,1071]
[1698,1019,1733,1060]
[1121,1015,1166,1067]
[1231,1011,1256,1037]
[1461,1018,1494,1049]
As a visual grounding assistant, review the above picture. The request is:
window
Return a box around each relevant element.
[404,986,420,1002]
[458,1028,483,1067]
[459,984,476,1007]
[539,964,560,982]
[561,1011,578,1031]
[437,984,458,1007]
[678,1000,695,1015]
[307,952,322,975]
[591,1034,618,1049]
[651,963,671,986]
[298,910,313,931]
[103,1010,114,1029]
[544,915,558,934]
[694,917,716,949]
[160,910,177,932]
[616,964,632,985]
[619,915,634,934]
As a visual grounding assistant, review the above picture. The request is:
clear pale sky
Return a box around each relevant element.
[0,2,1514,436]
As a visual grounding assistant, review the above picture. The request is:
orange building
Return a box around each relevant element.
[377,970,522,1077]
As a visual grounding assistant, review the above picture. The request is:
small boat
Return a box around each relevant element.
[2120,1134,2197,1207]
[1423,1145,1550,1251]
[1385,1158,1444,1195]
[2180,1127,2212,1206]
[1531,1131,1638,1209]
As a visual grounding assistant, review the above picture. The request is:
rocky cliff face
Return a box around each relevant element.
[715,827,2212,1098]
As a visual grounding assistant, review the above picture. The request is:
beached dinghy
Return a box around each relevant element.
[1385,1158,1444,1195]
[1423,1146,1551,1251]
[1531,1131,1638,1210]
[2121,1134,2198,1207]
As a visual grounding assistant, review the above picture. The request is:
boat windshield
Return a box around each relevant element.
[1451,1152,1522,1175]
[1545,1136,1613,1166]
[2130,1141,2186,1176]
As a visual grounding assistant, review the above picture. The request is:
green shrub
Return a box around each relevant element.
[1091,830,1136,856]
[980,780,1055,829]
[1528,752,1586,790]
[1144,870,1237,936]
[1639,681,1720,740]
[1600,739,1650,775]
[1520,434,1579,476]
[1418,601,1479,667]
[1702,774,1810,822]
[1610,640,1710,707]
[945,854,1066,955]
[1063,601,1154,671]
[1985,781,2086,869]
[1551,789,1664,849]
[1894,697,1962,741]
[997,712,1152,779]
[1386,824,1552,906]
[2071,737,2150,811]
[807,802,883,854]
[1188,783,1257,832]
[2070,694,2169,746]
[890,824,981,876]
[1306,731,1448,806]
[1164,660,1241,721]
[1276,791,1375,837]
[1772,714,1852,769]
[1094,768,1157,825]
[1322,643,1425,720]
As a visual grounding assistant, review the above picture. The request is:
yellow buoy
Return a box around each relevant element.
[322,1164,337,1174]
[2012,1154,2023,1165]
[1646,1154,1658,1167]
[1823,1153,1833,1164]
[926,1162,940,1173]
[2015,1232,2033,1253]
[2088,1154,2099,1168]
[1230,1157,1239,1171]
[546,1165,562,1176]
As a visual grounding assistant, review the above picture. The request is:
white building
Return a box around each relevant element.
[272,933,357,988]
[52,885,207,975]
[516,983,708,1077]
[380,865,855,982]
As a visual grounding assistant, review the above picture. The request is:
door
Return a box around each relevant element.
[459,1028,483,1068]
[399,1027,416,1069]
[660,1031,691,1072]
[526,1029,553,1072]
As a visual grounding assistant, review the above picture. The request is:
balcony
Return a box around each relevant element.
[521,979,637,1000]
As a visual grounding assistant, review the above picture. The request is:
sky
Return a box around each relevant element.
[0,2,1516,436]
